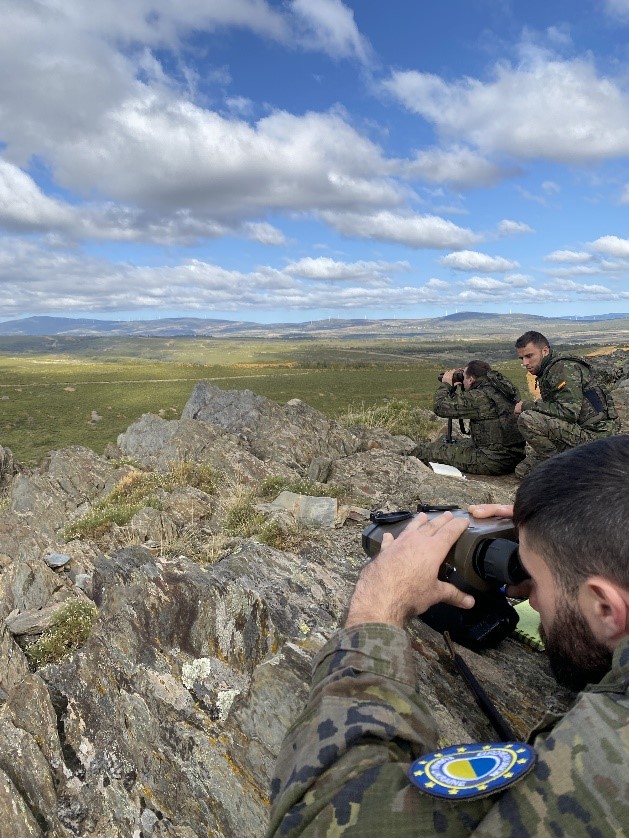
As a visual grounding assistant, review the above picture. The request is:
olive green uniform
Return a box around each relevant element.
[516,351,620,476]
[414,372,524,475]
[269,624,629,837]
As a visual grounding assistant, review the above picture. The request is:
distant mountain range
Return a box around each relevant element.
[0,312,628,340]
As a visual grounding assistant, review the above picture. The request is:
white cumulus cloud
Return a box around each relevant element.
[322,210,481,249]
[604,0,629,20]
[383,51,629,164]
[497,219,534,236]
[504,273,533,287]
[289,0,371,62]
[242,222,287,245]
[403,146,513,188]
[0,159,76,231]
[545,250,593,263]
[283,257,409,281]
[465,277,511,291]
[440,250,519,273]
[590,235,629,257]
[0,0,384,240]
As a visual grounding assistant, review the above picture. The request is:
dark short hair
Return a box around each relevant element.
[515,330,550,350]
[513,436,629,593]
[465,360,491,378]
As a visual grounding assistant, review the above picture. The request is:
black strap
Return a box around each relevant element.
[445,417,469,442]
[444,632,517,742]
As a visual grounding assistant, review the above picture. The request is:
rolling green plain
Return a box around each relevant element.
[0,333,613,465]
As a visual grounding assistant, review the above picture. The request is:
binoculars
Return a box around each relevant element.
[438,369,465,384]
[362,508,529,649]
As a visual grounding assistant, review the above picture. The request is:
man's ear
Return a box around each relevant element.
[580,577,629,646]
[541,345,550,358]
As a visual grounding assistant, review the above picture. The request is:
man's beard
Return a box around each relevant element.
[540,597,613,692]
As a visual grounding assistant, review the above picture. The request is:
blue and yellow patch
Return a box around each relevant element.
[408,742,536,800]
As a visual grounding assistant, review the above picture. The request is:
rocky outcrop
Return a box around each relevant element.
[182,382,365,469]
[0,445,15,485]
[611,378,629,431]
[7,447,132,539]
[0,383,581,836]
[326,449,517,508]
[116,413,295,484]
[588,347,629,386]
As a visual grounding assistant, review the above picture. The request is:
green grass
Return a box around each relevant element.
[63,500,155,541]
[0,334,574,465]
[25,600,98,669]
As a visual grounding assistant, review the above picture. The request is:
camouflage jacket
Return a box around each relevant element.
[433,373,524,451]
[523,351,619,433]
[268,624,629,837]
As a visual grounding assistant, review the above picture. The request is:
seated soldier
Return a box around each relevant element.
[514,330,620,477]
[413,360,524,475]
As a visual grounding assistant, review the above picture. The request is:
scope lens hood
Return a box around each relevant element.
[474,538,524,585]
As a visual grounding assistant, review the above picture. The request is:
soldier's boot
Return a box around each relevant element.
[411,441,432,462]
[514,441,550,478]
[514,453,547,478]
[515,413,566,478]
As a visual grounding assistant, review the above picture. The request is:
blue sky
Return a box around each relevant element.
[2,0,629,323]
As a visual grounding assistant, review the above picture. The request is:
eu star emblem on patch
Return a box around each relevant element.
[408,742,536,800]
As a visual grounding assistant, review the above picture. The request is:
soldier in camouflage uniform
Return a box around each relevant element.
[268,437,629,836]
[413,360,524,475]
[514,330,620,477]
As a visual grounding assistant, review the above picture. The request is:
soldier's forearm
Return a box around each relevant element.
[268,625,438,836]
[433,390,482,419]
[433,384,461,417]
[529,398,580,423]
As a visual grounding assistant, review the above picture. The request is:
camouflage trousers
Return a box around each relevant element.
[517,410,614,457]
[515,410,617,477]
[413,438,524,476]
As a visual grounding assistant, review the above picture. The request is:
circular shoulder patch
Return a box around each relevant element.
[408,742,536,800]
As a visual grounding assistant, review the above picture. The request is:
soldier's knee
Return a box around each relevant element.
[518,409,554,440]
[517,410,540,432]
[518,413,560,455]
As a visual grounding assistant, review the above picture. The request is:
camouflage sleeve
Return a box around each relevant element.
[267,624,493,837]
[268,628,628,837]
[472,688,629,835]
[527,360,585,423]
[433,385,493,420]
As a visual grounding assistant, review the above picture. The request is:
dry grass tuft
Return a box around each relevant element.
[64,461,219,541]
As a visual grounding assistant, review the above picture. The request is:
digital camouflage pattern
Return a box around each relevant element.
[517,351,620,467]
[268,624,629,837]
[414,372,524,475]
